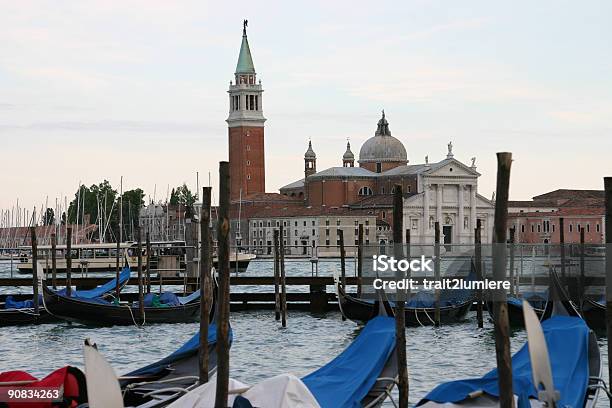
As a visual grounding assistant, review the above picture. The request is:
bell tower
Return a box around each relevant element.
[304,140,317,178]
[227,20,266,201]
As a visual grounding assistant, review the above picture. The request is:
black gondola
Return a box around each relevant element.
[42,284,201,326]
[581,297,606,330]
[336,280,473,326]
[486,293,549,327]
[0,267,132,327]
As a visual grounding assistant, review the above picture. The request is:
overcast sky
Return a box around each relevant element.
[1,1,611,214]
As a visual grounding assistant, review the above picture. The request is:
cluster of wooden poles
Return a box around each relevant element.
[21,159,612,408]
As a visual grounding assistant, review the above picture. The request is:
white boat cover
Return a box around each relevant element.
[168,373,321,408]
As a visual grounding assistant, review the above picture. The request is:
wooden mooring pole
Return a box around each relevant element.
[339,228,346,321]
[30,227,39,316]
[579,227,585,311]
[492,152,514,408]
[215,162,231,408]
[509,227,515,296]
[199,186,212,384]
[475,219,484,328]
[434,221,441,326]
[66,227,72,297]
[393,185,409,408]
[146,232,151,294]
[603,176,612,408]
[357,224,364,297]
[559,217,566,285]
[51,233,57,290]
[273,229,281,321]
[280,225,288,328]
[137,227,144,324]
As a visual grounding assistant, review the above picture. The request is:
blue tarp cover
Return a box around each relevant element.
[177,290,201,305]
[125,323,232,377]
[302,316,396,408]
[417,316,590,408]
[56,267,131,299]
[4,295,42,309]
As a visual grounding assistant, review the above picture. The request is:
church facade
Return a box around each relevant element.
[226,23,494,249]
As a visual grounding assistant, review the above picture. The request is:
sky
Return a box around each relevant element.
[1,0,611,214]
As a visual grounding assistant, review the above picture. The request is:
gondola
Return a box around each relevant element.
[336,276,474,327]
[416,300,602,408]
[581,297,606,330]
[166,295,398,408]
[0,267,132,326]
[486,291,550,327]
[42,283,201,326]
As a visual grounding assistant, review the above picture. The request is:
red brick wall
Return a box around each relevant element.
[360,161,404,173]
[306,179,377,207]
[511,215,604,244]
[229,126,265,200]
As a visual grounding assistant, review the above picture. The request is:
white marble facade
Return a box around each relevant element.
[403,158,495,246]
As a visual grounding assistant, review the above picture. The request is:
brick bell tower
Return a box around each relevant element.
[227,20,266,201]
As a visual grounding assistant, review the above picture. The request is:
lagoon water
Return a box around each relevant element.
[1,258,609,407]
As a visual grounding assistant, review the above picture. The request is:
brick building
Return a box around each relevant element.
[508,189,605,244]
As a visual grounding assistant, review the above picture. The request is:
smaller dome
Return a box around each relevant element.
[343,141,354,160]
[304,140,316,159]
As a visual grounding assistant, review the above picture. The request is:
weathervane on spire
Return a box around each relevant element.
[243,19,248,35]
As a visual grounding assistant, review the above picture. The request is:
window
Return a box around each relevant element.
[247,174,251,180]
[358,186,373,196]
[407,185,411,193]
[376,163,382,173]
[366,239,370,245]
[283,221,287,227]
[355,239,359,245]
[312,221,315,226]
[325,239,330,247]
[246,160,250,166]
[325,229,330,236]
[569,224,573,232]
[587,224,590,233]
[597,224,601,232]
[255,95,259,110]
[365,220,370,226]
[303,221,307,226]
[521,225,525,233]
[267,221,271,227]
[276,221,280,227]
[259,222,263,227]
[294,221,298,227]
[354,220,358,226]
[253,221,257,227]
[246,145,251,151]
[294,240,297,246]
[382,211,386,219]
[531,225,534,233]
[294,230,298,235]
[365,228,369,235]
[325,220,330,226]
[537,224,541,233]
[336,219,340,226]
[355,228,358,235]
[312,229,315,236]
[577,224,581,232]
[283,229,287,237]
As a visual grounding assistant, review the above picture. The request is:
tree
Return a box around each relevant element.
[43,208,55,225]
[68,180,118,241]
[120,189,145,241]
[170,184,196,208]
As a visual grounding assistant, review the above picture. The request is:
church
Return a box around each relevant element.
[226,22,494,250]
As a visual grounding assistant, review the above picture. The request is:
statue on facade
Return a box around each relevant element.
[471,157,476,167]
[447,141,453,158]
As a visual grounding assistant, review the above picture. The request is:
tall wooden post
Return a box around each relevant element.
[51,233,57,290]
[339,228,347,321]
[559,217,566,282]
[475,219,484,328]
[146,233,151,294]
[115,236,121,300]
[137,227,144,323]
[509,227,516,296]
[215,162,231,408]
[280,225,288,327]
[273,229,281,321]
[66,227,72,297]
[603,176,612,408]
[579,227,585,311]
[393,185,409,408]
[492,152,514,408]
[30,227,39,316]
[434,222,441,326]
[199,187,212,384]
[357,224,364,297]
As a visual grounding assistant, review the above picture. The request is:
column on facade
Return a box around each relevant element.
[436,184,443,226]
[423,184,430,235]
[458,184,465,240]
[470,185,477,230]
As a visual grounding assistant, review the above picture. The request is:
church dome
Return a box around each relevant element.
[304,140,316,159]
[343,141,354,160]
[358,111,407,164]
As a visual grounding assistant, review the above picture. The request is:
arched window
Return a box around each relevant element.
[358,186,373,196]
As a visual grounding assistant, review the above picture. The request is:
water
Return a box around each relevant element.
[1,260,610,407]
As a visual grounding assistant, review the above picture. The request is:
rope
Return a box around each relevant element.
[423,308,436,325]
[123,303,146,328]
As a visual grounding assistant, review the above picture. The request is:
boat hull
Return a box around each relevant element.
[0,308,57,326]
[43,285,200,326]
[337,285,472,327]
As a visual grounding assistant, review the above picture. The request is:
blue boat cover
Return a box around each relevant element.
[177,290,201,305]
[124,323,232,377]
[4,295,42,309]
[417,316,591,408]
[302,316,396,408]
[56,267,131,299]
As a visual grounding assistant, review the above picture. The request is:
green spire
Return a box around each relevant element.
[235,20,255,74]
